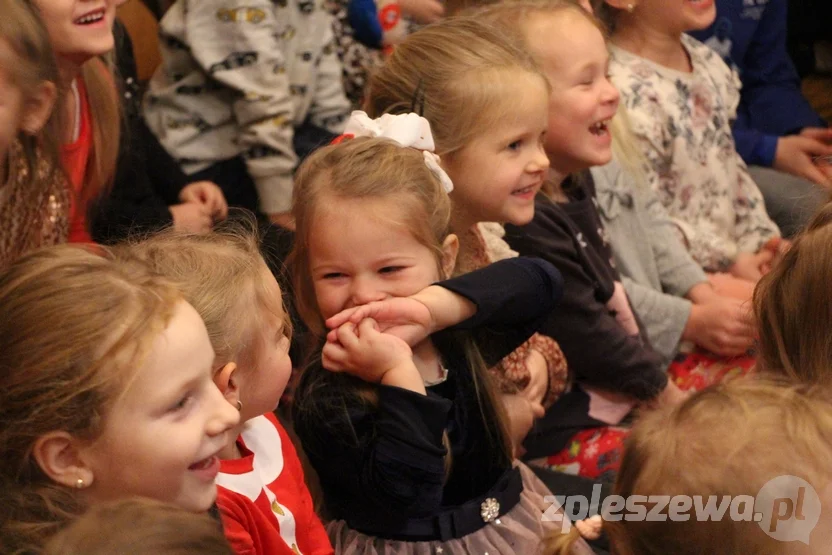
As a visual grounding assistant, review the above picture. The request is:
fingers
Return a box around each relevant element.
[800,127,832,142]
[326,307,362,330]
[321,341,348,371]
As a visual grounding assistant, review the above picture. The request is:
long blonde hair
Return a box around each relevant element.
[114,218,289,373]
[754,200,832,386]
[364,16,547,159]
[290,136,512,466]
[605,379,832,555]
[0,245,182,555]
[43,498,233,555]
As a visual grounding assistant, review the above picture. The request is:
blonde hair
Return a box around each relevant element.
[290,136,512,466]
[43,498,233,555]
[591,379,832,555]
[114,218,289,373]
[754,200,832,386]
[364,16,547,159]
[0,245,182,555]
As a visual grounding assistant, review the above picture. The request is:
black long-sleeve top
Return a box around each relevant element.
[504,174,668,457]
[292,258,562,539]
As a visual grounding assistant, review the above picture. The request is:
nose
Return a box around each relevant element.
[206,385,240,437]
[349,275,386,307]
[601,78,620,108]
[527,143,550,174]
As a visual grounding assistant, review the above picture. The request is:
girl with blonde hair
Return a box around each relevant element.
[289,115,590,553]
[0,0,68,267]
[0,245,239,554]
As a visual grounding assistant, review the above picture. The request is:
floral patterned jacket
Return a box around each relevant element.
[609,35,779,271]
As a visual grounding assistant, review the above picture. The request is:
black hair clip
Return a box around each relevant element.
[410,79,426,117]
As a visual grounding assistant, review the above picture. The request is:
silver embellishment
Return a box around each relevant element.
[423,364,449,387]
[480,497,500,523]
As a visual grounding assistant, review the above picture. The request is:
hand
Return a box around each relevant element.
[520,349,549,407]
[729,250,774,282]
[169,203,213,233]
[326,297,434,347]
[502,393,544,457]
[178,181,228,220]
[684,297,755,356]
[758,238,791,275]
[322,319,415,383]
[269,211,295,230]
[644,379,690,411]
[773,133,832,187]
[685,281,719,305]
[398,0,444,23]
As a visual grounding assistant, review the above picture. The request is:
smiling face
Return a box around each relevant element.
[441,70,550,230]
[30,0,116,67]
[82,301,240,512]
[528,12,620,174]
[309,197,446,320]
[619,0,716,35]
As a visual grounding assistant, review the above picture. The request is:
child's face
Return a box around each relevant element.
[31,0,116,66]
[441,72,549,228]
[241,273,293,419]
[83,301,239,512]
[530,13,620,174]
[309,197,445,320]
[616,0,716,35]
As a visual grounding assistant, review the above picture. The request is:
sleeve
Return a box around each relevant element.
[639,183,708,297]
[739,0,827,136]
[734,166,781,253]
[621,276,690,364]
[292,373,453,517]
[182,0,296,214]
[504,204,668,400]
[273,417,333,555]
[217,503,257,555]
[308,20,350,133]
[436,258,565,367]
[732,125,779,167]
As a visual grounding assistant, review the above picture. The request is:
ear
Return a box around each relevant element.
[32,431,95,489]
[213,362,241,409]
[440,234,459,279]
[20,81,57,136]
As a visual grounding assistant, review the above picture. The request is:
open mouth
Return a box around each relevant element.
[74,8,106,25]
[512,183,539,196]
[188,455,218,472]
[589,119,611,136]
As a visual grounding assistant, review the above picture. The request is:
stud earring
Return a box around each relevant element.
[76,478,85,489]
[626,3,635,12]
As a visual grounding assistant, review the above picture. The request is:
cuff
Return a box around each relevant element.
[751,134,779,168]
[253,173,294,215]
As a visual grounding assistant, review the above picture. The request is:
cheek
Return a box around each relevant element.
[313,283,341,319]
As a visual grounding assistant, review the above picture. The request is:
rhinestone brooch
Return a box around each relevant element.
[480,497,500,523]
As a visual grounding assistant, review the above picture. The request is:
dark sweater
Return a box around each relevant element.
[504,174,667,457]
[292,258,562,539]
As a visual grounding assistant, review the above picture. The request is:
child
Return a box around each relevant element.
[594,0,782,283]
[0,245,239,554]
[0,0,68,267]
[117,222,333,555]
[144,0,352,228]
[290,129,591,552]
[550,380,832,554]
[26,0,121,243]
[43,498,234,555]
[363,16,570,457]
[754,201,832,387]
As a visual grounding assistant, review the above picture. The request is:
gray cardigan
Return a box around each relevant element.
[591,160,707,364]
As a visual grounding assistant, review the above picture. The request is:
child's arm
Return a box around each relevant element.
[181,0,296,219]
[307,16,350,134]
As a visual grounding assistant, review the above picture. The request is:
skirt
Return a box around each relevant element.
[325,461,593,554]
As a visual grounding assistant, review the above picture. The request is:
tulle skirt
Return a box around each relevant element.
[326,461,593,555]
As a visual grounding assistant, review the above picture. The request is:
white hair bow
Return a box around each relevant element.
[342,110,455,193]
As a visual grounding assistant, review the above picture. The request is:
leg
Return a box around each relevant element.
[747,165,829,238]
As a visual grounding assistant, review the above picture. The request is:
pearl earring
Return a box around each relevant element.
[626,3,635,12]
[76,478,85,489]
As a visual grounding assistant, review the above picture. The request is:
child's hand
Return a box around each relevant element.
[774,132,832,187]
[179,181,229,221]
[170,203,213,233]
[502,393,544,457]
[398,0,444,23]
[684,297,755,356]
[729,250,773,282]
[759,238,791,274]
[326,297,434,347]
[322,319,416,384]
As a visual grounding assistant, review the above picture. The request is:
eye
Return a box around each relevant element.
[379,266,404,274]
[507,140,522,151]
[170,394,195,413]
[322,272,345,279]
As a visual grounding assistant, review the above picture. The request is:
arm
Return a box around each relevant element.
[733,167,781,254]
[621,276,691,363]
[183,0,295,216]
[292,370,452,517]
[307,18,350,134]
[504,202,667,401]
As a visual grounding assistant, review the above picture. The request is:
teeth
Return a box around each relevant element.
[590,119,610,135]
[77,11,104,24]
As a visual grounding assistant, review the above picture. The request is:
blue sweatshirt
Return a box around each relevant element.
[690,0,826,167]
